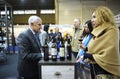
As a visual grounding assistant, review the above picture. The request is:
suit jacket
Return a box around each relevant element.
[16,28,42,78]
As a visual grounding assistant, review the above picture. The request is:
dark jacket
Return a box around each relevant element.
[16,28,42,79]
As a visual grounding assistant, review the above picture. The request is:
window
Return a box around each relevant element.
[40,9,55,14]
[24,10,36,14]
[13,10,36,14]
[1,11,9,15]
[13,10,24,14]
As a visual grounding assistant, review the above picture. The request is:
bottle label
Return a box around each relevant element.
[51,48,57,55]
[60,48,65,57]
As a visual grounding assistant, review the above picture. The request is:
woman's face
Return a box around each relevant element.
[84,24,90,33]
[91,12,98,27]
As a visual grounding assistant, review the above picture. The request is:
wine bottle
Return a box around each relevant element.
[51,38,57,61]
[59,38,65,61]
[67,38,72,60]
[43,39,49,61]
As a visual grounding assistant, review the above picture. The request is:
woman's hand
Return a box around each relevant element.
[79,44,86,50]
[76,55,84,62]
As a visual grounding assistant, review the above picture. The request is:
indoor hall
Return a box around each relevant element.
[0,0,120,79]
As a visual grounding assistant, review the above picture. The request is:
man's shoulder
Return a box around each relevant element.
[19,29,31,38]
[40,30,47,35]
[42,30,47,33]
[40,30,47,37]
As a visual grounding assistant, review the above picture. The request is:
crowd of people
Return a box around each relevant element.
[16,6,120,79]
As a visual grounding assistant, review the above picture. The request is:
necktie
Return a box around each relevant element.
[35,33,40,45]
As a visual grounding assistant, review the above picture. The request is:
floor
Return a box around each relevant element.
[0,54,18,79]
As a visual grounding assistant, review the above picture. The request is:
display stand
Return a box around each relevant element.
[0,1,15,54]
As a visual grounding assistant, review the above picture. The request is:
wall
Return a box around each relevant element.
[56,0,82,24]
[81,0,105,23]
[55,0,106,24]
[55,0,120,24]
[106,0,120,15]
[12,0,120,37]
[12,0,120,25]
[13,14,55,25]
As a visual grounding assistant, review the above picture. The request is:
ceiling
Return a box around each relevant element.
[3,0,55,10]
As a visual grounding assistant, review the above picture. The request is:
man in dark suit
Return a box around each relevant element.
[16,15,42,79]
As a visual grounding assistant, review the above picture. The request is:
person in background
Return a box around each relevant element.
[78,6,120,79]
[71,18,83,58]
[63,32,72,57]
[39,24,49,46]
[49,29,54,42]
[63,32,72,43]
[76,20,93,79]
[53,27,62,53]
[16,15,42,79]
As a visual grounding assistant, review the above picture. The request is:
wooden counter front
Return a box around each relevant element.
[38,59,78,79]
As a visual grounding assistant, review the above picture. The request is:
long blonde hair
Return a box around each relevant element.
[94,6,115,26]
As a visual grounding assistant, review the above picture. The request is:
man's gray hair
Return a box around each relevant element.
[74,18,81,24]
[28,15,41,25]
